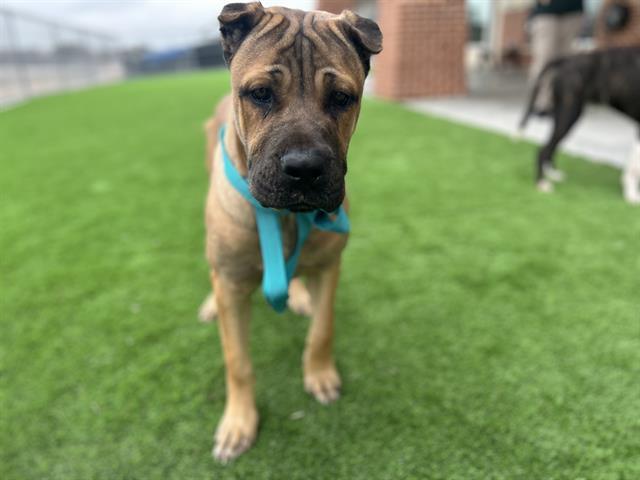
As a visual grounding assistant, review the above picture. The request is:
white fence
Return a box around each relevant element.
[0,7,125,109]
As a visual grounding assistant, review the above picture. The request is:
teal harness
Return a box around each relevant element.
[219,126,349,312]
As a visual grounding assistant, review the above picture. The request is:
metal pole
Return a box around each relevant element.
[3,10,31,101]
[489,0,502,67]
[48,22,67,92]
[99,38,107,83]
[88,33,99,83]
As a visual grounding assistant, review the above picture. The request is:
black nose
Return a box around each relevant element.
[280,149,326,181]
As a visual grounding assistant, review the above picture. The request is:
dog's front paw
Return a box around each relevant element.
[198,293,218,323]
[213,406,258,463]
[304,364,341,405]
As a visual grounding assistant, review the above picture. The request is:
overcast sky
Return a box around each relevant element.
[4,0,315,49]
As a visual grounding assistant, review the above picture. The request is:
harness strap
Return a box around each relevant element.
[219,126,349,312]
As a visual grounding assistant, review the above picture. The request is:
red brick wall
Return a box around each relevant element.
[316,0,355,14]
[499,8,531,66]
[502,9,528,50]
[375,0,467,99]
[597,0,640,47]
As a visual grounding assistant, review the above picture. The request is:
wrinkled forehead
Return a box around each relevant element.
[230,7,365,93]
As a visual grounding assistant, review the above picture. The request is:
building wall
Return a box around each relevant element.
[497,0,534,12]
[596,0,640,47]
[316,0,355,14]
[316,0,376,18]
[501,8,530,52]
[375,0,467,99]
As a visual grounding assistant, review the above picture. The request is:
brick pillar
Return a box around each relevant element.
[596,0,640,48]
[375,0,467,100]
[500,8,531,65]
[316,0,356,14]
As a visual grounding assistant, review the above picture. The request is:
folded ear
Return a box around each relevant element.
[218,2,266,65]
[339,10,383,76]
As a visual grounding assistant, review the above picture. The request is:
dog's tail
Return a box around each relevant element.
[517,58,564,135]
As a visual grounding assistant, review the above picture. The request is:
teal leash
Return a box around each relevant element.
[219,126,349,312]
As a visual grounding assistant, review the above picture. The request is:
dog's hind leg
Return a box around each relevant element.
[287,277,313,316]
[303,261,342,404]
[198,292,218,323]
[622,137,640,205]
[201,277,312,322]
[536,90,583,192]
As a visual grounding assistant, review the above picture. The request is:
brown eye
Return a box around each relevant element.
[330,91,353,108]
[250,87,272,104]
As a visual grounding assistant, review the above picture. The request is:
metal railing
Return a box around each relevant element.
[0,6,124,109]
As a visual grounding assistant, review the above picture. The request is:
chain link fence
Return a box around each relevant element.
[0,6,125,109]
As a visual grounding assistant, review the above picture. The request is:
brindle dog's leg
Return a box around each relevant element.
[303,261,342,404]
[211,270,258,463]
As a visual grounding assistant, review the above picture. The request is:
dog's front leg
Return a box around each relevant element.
[211,271,257,463]
[303,260,342,404]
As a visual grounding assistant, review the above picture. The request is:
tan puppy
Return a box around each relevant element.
[199,2,381,462]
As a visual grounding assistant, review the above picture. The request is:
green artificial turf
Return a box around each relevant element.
[1,71,639,480]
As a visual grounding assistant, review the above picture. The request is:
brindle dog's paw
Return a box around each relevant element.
[213,408,258,463]
[198,293,217,323]
[304,365,341,405]
[287,278,313,317]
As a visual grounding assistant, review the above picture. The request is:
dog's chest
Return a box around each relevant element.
[206,178,348,277]
[280,215,349,273]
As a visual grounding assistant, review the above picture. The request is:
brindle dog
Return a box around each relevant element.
[198,2,382,462]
